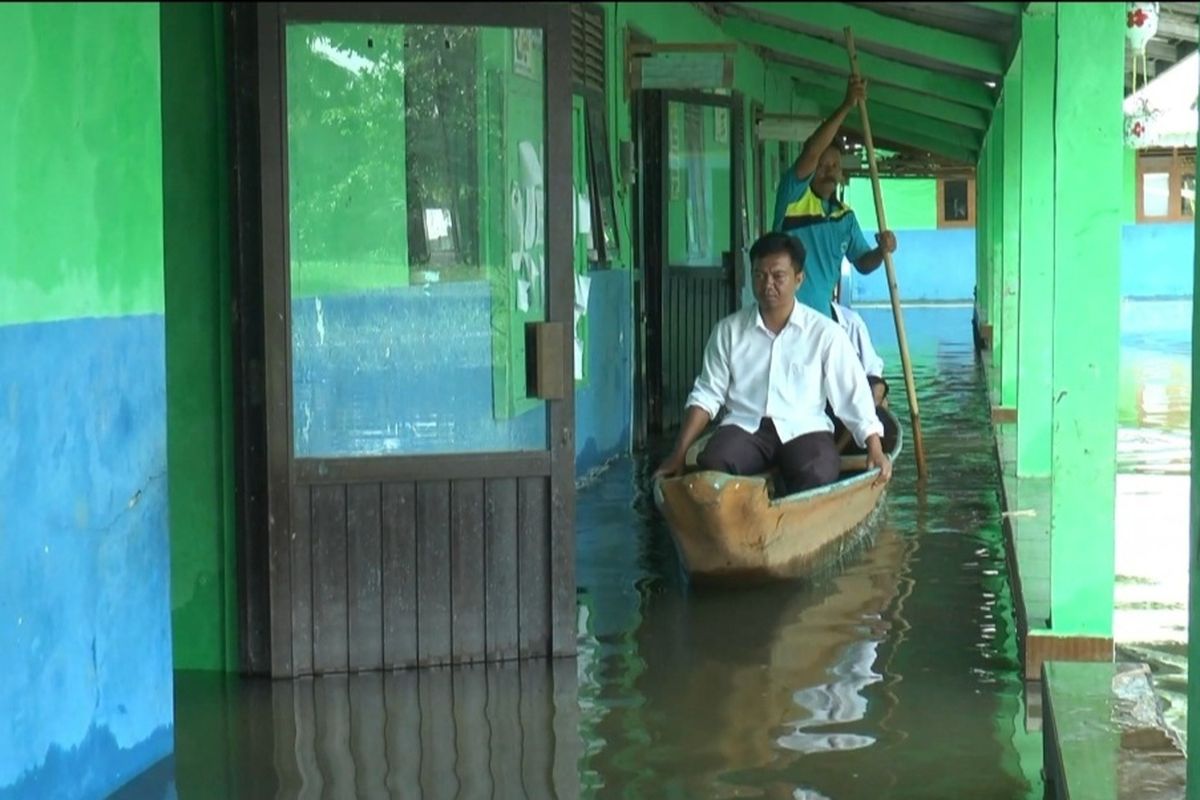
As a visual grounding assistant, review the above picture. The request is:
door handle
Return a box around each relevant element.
[526,321,567,400]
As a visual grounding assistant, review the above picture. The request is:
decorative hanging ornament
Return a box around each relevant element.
[1126,2,1160,93]
[1124,96,1160,148]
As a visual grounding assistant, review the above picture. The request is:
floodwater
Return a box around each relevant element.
[116,306,1046,799]
[1113,298,1192,746]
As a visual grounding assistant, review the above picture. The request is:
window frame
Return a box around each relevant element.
[936,176,976,229]
[569,3,620,268]
[1136,149,1195,223]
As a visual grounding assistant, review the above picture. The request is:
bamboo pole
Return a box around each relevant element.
[843,27,928,480]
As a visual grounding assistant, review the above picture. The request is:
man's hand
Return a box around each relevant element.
[865,436,892,488]
[875,230,897,254]
[871,380,887,407]
[842,75,867,110]
[653,451,687,481]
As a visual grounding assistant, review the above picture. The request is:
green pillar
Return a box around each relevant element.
[1048,2,1123,637]
[1016,8,1055,477]
[977,137,990,336]
[990,110,1004,375]
[1000,56,1021,409]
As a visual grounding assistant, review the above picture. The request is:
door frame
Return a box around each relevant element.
[635,88,745,435]
[227,1,575,675]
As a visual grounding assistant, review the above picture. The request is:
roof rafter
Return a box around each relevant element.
[722,16,997,110]
[732,2,1007,76]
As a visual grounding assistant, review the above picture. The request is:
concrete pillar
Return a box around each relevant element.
[990,109,1004,377]
[1047,2,1123,640]
[1000,55,1021,410]
[1015,10,1054,478]
[977,134,991,346]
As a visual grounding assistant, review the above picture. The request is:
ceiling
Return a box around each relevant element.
[703,2,1198,170]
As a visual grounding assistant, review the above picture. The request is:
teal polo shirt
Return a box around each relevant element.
[773,169,873,319]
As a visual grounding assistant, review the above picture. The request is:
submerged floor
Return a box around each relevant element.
[115,306,1045,799]
[1112,298,1192,743]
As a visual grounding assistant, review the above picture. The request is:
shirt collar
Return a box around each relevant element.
[753,300,808,334]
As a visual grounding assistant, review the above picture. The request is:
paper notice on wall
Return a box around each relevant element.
[517,279,531,313]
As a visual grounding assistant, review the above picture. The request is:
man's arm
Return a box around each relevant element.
[653,406,714,479]
[654,324,732,478]
[847,215,896,276]
[792,76,865,181]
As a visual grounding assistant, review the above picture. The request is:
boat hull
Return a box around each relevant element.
[653,408,903,583]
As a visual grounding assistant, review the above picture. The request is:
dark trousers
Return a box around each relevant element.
[697,418,841,495]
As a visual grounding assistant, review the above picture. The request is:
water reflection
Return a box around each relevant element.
[779,640,883,756]
[115,662,579,799]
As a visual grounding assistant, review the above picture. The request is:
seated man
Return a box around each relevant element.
[654,232,892,494]
[831,300,888,408]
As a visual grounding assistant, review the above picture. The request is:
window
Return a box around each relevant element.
[570,3,620,265]
[1137,150,1196,223]
[937,176,975,228]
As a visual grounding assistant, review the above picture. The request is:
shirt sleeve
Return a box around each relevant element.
[845,212,875,264]
[850,314,885,378]
[685,321,732,419]
[823,330,885,447]
[773,168,813,231]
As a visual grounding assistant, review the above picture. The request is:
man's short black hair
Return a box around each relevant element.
[749,232,806,274]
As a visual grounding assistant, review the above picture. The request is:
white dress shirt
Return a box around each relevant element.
[685,301,885,447]
[831,302,885,378]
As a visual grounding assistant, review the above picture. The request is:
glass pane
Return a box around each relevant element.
[1181,173,1195,217]
[1142,172,1170,218]
[667,102,731,266]
[585,101,619,260]
[943,179,969,222]
[286,22,548,457]
[573,102,598,261]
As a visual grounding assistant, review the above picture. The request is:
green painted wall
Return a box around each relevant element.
[844,177,938,232]
[161,3,237,671]
[0,3,164,325]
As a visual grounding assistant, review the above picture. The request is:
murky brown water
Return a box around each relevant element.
[115,306,1045,799]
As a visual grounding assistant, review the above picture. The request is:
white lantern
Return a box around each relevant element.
[1127,2,1161,93]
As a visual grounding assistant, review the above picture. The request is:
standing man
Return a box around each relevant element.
[774,76,898,319]
[653,232,891,494]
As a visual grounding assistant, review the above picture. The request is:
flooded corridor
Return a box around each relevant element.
[120,307,1045,799]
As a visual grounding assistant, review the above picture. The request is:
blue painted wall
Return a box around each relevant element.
[1120,223,1195,298]
[847,228,978,304]
[575,269,633,476]
[291,269,633,475]
[0,316,173,800]
[838,223,1195,305]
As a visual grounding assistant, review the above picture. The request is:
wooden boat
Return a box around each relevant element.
[653,407,903,584]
